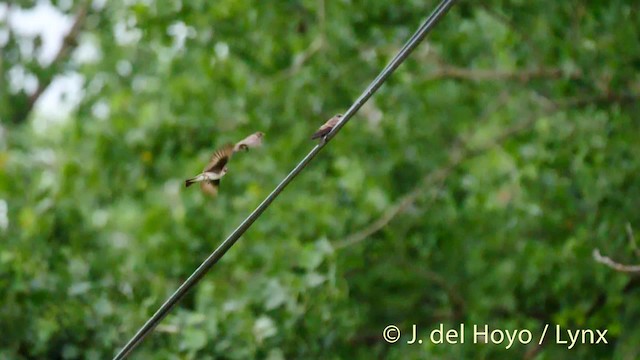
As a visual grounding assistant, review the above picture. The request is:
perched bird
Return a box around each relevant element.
[311,114,343,140]
[234,131,265,153]
[185,144,235,194]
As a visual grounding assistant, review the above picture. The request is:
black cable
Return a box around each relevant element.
[113,1,457,358]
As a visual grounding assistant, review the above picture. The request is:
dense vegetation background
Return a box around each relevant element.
[1,0,639,358]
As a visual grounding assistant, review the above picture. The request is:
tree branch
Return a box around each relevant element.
[592,223,640,273]
[559,92,640,108]
[335,93,522,249]
[426,66,582,82]
[12,1,89,123]
[592,249,640,273]
[336,91,638,249]
[281,36,324,79]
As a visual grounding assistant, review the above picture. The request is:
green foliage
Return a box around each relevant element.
[1,0,640,358]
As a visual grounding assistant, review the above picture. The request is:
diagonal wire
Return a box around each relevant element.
[113,0,457,358]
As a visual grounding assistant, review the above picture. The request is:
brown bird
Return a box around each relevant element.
[185,144,235,195]
[234,131,265,153]
[311,114,343,140]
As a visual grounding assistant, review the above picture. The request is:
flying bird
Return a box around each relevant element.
[234,131,265,152]
[185,132,265,198]
[185,144,235,195]
[311,114,343,140]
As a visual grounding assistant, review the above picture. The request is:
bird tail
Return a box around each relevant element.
[185,178,196,187]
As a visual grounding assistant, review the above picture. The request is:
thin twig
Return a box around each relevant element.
[285,37,325,78]
[318,0,326,34]
[335,164,450,249]
[379,44,582,83]
[558,92,640,108]
[426,66,582,82]
[593,249,640,273]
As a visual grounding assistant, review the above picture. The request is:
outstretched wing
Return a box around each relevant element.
[200,179,220,198]
[203,143,234,173]
[200,180,220,197]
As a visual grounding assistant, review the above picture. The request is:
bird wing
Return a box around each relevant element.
[203,143,234,173]
[311,115,342,139]
[311,126,332,140]
[200,180,220,198]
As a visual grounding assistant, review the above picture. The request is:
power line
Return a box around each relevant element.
[113,1,457,358]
